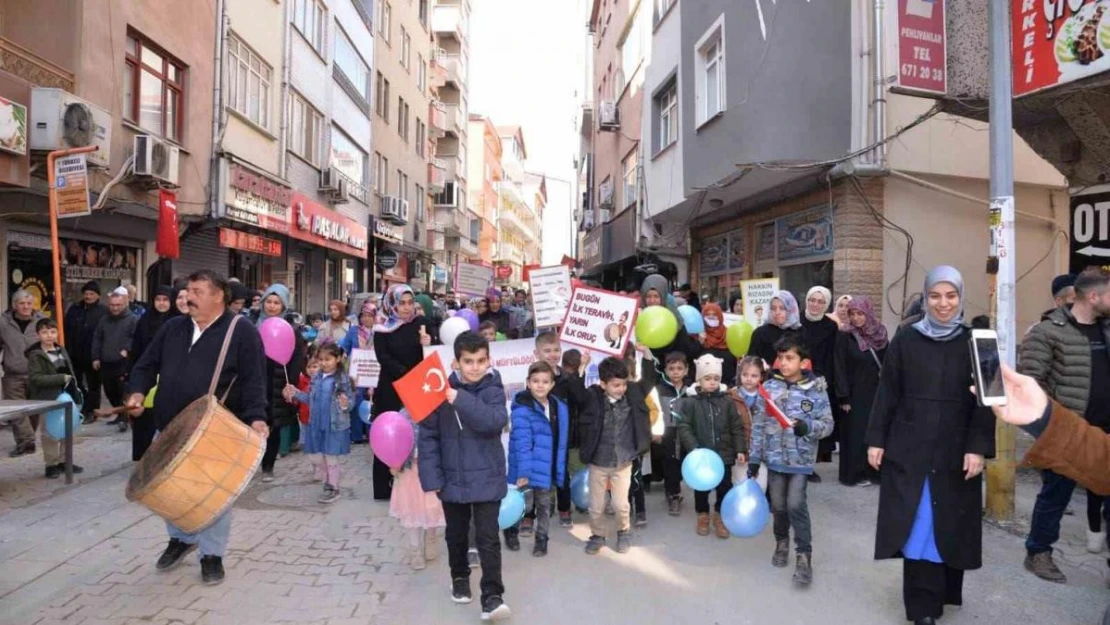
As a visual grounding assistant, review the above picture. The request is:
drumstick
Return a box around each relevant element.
[93,406,131,418]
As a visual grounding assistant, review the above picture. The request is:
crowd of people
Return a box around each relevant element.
[3,263,1109,625]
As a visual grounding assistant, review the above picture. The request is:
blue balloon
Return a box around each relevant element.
[45,392,82,441]
[498,487,527,530]
[721,479,771,538]
[678,305,705,334]
[570,468,590,511]
[681,448,725,491]
[358,401,372,425]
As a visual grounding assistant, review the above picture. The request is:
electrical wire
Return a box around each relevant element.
[846,174,914,317]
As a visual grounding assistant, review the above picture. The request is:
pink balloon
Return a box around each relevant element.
[259,317,295,365]
[370,411,415,469]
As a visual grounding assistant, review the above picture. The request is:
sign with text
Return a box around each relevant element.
[896,0,947,95]
[559,286,639,357]
[54,154,90,218]
[1013,0,1110,97]
[348,348,380,389]
[1070,190,1110,273]
[225,163,293,234]
[528,265,573,328]
[290,193,368,256]
[218,227,283,257]
[454,261,493,298]
[740,278,780,328]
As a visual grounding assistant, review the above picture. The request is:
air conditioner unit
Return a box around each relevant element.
[381,194,407,225]
[599,179,614,207]
[30,88,112,168]
[331,178,350,204]
[319,167,340,192]
[599,208,612,223]
[400,199,410,222]
[598,100,619,131]
[133,135,180,186]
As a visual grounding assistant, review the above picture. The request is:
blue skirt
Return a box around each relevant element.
[303,412,351,456]
[903,477,943,563]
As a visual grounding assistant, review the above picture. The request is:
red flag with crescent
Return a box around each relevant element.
[393,351,449,423]
[757,383,793,430]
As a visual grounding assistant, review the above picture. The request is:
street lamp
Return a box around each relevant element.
[524,170,576,262]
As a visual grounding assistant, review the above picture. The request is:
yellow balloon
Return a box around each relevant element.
[144,385,158,409]
[727,320,755,357]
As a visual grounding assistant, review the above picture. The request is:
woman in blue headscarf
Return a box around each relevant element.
[257,284,307,481]
[866,266,995,625]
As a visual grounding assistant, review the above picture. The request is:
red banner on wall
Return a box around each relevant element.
[156,189,180,259]
[895,0,947,96]
[1014,0,1110,97]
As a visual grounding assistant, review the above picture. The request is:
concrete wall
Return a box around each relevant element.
[641,1,683,216]
[224,0,285,175]
[330,0,374,222]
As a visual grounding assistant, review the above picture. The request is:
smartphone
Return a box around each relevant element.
[970,329,1007,407]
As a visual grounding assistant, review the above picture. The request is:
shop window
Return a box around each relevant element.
[124,32,186,142]
[227,34,272,130]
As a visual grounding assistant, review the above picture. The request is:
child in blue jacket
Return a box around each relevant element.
[508,361,569,557]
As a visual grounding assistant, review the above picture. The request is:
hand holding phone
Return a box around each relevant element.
[970,329,1007,407]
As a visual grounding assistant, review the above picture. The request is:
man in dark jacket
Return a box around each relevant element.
[92,288,138,431]
[1020,267,1110,584]
[63,281,107,422]
[125,270,269,587]
[418,332,511,621]
[1,289,46,455]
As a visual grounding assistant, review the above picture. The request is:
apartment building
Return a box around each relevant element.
[493,125,538,285]
[467,114,502,268]
[372,0,435,291]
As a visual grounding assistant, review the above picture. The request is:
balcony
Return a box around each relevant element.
[436,206,469,236]
[429,101,447,137]
[443,53,466,86]
[458,236,479,258]
[444,103,466,136]
[429,49,448,89]
[0,37,73,91]
[428,158,447,192]
[434,180,461,208]
[495,243,525,266]
[432,5,466,42]
[439,151,464,181]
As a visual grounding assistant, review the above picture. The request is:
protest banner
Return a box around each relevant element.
[454,261,493,298]
[528,265,573,328]
[558,286,639,357]
[347,348,379,388]
[723,313,744,328]
[740,278,779,328]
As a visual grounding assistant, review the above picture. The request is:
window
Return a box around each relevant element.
[226,35,272,130]
[335,27,370,100]
[398,97,408,139]
[396,168,405,200]
[622,151,638,208]
[292,0,326,52]
[379,1,392,42]
[419,0,429,27]
[417,53,426,90]
[695,16,726,126]
[470,217,480,242]
[374,77,390,123]
[654,78,677,153]
[654,0,675,24]
[415,185,425,221]
[617,4,643,96]
[330,127,367,186]
[289,92,323,165]
[374,153,389,193]
[124,32,186,141]
[416,119,425,157]
[401,27,411,70]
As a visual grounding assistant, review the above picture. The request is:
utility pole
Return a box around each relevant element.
[985,0,1017,522]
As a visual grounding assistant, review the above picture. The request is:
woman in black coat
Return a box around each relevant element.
[747,290,803,367]
[129,285,180,460]
[834,296,886,486]
[257,285,306,481]
[866,266,994,625]
[371,285,432,500]
[801,286,840,462]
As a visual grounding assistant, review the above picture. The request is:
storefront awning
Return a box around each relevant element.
[651,166,830,227]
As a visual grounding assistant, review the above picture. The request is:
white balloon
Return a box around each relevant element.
[439,316,471,349]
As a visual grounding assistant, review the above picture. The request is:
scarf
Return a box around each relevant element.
[846,297,889,352]
[357,300,377,347]
[256,284,290,325]
[912,265,965,342]
[833,294,853,330]
[805,286,832,322]
[765,290,802,330]
[374,285,415,334]
[701,303,727,349]
[739,387,759,409]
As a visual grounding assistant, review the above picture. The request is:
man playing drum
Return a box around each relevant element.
[125,270,269,585]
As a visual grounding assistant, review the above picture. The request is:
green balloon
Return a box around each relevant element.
[726,320,755,357]
[635,306,679,349]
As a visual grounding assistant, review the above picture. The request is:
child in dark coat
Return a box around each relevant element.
[26,318,84,478]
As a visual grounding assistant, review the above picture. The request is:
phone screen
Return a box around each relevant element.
[975,337,1005,400]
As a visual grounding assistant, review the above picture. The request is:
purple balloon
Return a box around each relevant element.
[456,309,479,332]
[259,317,295,365]
[369,411,415,469]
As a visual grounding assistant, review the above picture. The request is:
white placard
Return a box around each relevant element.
[558,286,640,357]
[454,261,493,299]
[723,312,744,327]
[740,278,780,328]
[528,265,572,328]
[348,348,379,388]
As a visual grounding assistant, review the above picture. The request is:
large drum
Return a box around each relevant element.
[126,395,265,533]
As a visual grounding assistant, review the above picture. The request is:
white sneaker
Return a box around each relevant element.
[1087,529,1106,554]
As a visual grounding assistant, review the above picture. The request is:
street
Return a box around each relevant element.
[0,427,1107,625]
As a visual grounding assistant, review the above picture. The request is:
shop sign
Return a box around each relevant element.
[54,154,90,218]
[290,193,368,256]
[1013,0,1110,97]
[62,238,139,280]
[371,217,403,244]
[1070,190,1110,272]
[582,227,604,269]
[377,248,400,270]
[0,96,27,155]
[895,0,947,96]
[433,265,449,284]
[226,164,292,233]
[383,254,408,282]
[495,265,513,280]
[218,227,283,257]
[776,206,833,263]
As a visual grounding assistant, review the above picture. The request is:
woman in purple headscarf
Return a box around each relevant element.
[479,287,512,336]
[833,297,888,487]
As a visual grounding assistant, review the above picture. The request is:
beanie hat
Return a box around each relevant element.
[230,282,251,303]
[694,354,723,382]
[81,280,100,295]
[1051,273,1077,298]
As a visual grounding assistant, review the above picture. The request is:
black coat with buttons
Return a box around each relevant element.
[865,325,995,570]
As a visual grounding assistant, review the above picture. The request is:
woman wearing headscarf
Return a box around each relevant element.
[340,300,378,445]
[129,285,181,461]
[479,288,512,336]
[832,294,853,329]
[866,266,994,625]
[371,285,432,500]
[833,297,887,487]
[257,284,307,480]
[698,303,736,387]
[748,290,803,368]
[802,286,841,463]
[640,274,702,384]
[414,293,442,345]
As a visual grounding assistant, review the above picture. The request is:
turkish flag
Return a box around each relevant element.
[522,264,541,282]
[561,255,577,269]
[392,351,449,423]
[757,383,793,429]
[156,190,180,259]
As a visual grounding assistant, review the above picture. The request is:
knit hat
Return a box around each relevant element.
[694,354,723,382]
[81,280,100,295]
[1051,273,1077,298]
[230,282,251,304]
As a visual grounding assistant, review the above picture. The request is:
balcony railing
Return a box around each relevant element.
[0,37,74,91]
[432,5,466,42]
[444,103,466,136]
[443,53,466,85]
[458,236,479,257]
[429,101,447,137]
[429,159,447,192]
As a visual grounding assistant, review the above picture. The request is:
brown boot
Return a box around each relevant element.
[712,512,730,539]
[696,513,710,536]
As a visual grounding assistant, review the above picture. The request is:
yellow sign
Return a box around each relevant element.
[54,154,90,218]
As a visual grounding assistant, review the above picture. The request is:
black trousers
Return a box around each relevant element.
[443,500,504,603]
[694,477,732,513]
[260,422,284,473]
[660,427,682,497]
[372,457,393,500]
[100,362,129,409]
[74,361,101,415]
[132,415,156,461]
[903,559,964,621]
[628,457,645,514]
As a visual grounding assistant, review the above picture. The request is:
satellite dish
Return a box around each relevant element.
[62,102,94,147]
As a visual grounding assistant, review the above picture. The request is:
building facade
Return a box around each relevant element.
[467,114,502,268]
[493,126,539,285]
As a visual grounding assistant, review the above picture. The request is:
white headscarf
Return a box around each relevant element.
[804,286,832,323]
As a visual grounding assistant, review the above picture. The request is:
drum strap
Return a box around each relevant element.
[209,315,242,401]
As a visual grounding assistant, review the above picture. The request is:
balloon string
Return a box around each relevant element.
[284,366,289,386]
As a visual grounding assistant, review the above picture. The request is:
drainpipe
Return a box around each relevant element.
[278,3,291,177]
[208,0,227,219]
[870,0,886,168]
